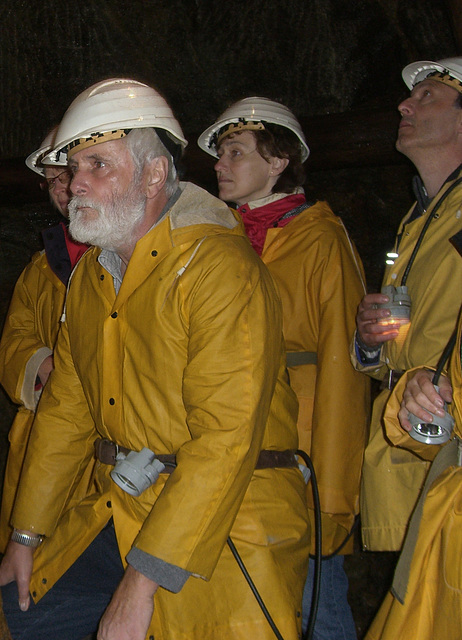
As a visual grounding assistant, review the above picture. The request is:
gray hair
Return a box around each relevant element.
[124,128,179,198]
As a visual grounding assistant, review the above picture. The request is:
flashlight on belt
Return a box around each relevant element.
[111,447,165,496]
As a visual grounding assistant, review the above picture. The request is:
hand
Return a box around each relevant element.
[0,538,35,611]
[37,355,54,387]
[97,565,158,640]
[398,369,453,432]
[356,293,398,349]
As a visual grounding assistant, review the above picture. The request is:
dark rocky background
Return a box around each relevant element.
[0,1,461,636]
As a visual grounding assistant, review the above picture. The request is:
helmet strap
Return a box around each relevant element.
[154,128,182,166]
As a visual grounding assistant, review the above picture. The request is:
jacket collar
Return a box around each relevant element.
[97,182,242,295]
[411,163,462,219]
[243,187,305,211]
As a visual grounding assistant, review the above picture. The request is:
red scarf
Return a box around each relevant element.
[238,194,306,255]
[61,222,88,268]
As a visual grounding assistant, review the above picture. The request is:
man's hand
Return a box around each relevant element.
[97,565,158,640]
[0,539,35,611]
[37,355,54,387]
[398,369,453,432]
[356,292,399,349]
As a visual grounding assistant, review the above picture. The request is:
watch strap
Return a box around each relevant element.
[11,530,43,547]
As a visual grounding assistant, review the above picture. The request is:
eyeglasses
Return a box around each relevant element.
[40,170,72,191]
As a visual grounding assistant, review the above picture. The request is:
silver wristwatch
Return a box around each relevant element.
[11,529,44,548]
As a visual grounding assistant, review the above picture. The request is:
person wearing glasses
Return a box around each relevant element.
[0,128,88,552]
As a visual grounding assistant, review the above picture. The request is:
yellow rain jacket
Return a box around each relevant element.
[352,168,462,551]
[11,183,310,640]
[366,315,462,640]
[247,196,370,555]
[0,234,89,552]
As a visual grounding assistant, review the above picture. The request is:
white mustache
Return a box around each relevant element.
[68,196,101,216]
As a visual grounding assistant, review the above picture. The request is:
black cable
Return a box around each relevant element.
[227,451,322,640]
[167,458,293,639]
[401,177,462,286]
[309,514,359,561]
[432,326,458,386]
[296,450,322,640]
[227,537,285,640]
[400,207,435,286]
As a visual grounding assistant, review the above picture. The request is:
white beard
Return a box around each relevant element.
[68,181,147,251]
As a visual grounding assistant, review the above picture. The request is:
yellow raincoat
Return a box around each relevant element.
[11,183,310,640]
[366,312,462,640]
[0,244,89,552]
[258,198,370,555]
[352,168,462,551]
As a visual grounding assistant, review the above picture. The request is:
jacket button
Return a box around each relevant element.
[100,274,105,280]
[109,398,115,405]
[151,250,158,257]
[42,578,47,584]
[111,312,118,318]
[106,500,112,508]
[32,591,36,597]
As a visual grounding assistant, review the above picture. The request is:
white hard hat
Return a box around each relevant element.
[45,78,187,163]
[402,57,462,90]
[198,97,310,162]
[25,125,67,176]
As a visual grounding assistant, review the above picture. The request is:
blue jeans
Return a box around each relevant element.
[1,522,124,640]
[302,555,357,640]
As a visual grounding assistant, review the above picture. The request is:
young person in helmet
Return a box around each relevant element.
[199,98,370,640]
[0,80,309,640]
[353,58,462,565]
[0,128,89,555]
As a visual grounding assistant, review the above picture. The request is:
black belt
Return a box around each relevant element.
[95,438,297,473]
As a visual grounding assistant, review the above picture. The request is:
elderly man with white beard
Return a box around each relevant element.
[0,79,309,640]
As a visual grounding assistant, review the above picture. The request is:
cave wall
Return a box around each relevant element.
[0,0,458,155]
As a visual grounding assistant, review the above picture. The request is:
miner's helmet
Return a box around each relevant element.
[25,126,67,176]
[402,57,462,92]
[198,96,310,162]
[43,78,188,165]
